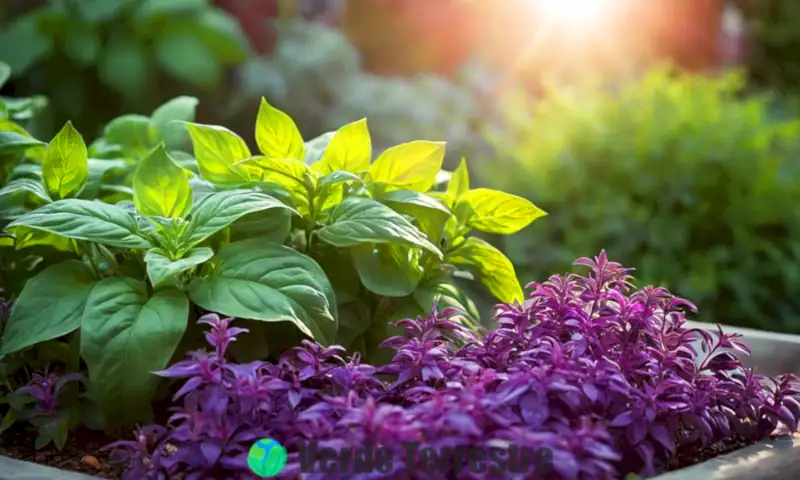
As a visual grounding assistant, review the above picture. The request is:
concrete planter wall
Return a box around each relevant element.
[1,321,799,480]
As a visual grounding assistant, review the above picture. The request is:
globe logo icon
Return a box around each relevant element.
[247,438,288,478]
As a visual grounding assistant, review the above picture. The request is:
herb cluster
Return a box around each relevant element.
[105,252,800,479]
[0,72,544,440]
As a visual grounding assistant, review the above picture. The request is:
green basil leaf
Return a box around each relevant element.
[80,278,188,425]
[229,208,292,244]
[144,247,213,288]
[0,178,51,204]
[379,189,451,216]
[313,245,361,304]
[456,188,547,235]
[186,122,250,184]
[446,158,470,206]
[10,225,77,253]
[316,170,364,214]
[137,0,206,18]
[0,130,46,155]
[7,199,152,249]
[155,29,221,88]
[41,121,88,200]
[336,300,371,349]
[303,131,334,166]
[351,243,423,297]
[412,279,481,329]
[97,34,149,97]
[102,114,155,159]
[150,96,198,149]
[312,118,371,174]
[446,236,523,303]
[317,197,442,257]
[133,144,192,218]
[184,189,296,247]
[233,156,313,214]
[378,190,451,243]
[188,240,337,344]
[0,261,95,355]
[319,170,363,190]
[255,97,305,160]
[368,140,445,192]
[0,61,9,89]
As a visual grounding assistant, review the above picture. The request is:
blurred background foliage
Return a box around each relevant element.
[483,69,800,333]
[4,0,800,333]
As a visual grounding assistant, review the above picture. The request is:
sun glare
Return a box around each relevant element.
[534,0,610,27]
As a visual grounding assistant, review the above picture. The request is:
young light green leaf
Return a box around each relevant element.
[233,156,312,191]
[0,178,51,203]
[312,118,371,175]
[80,279,188,425]
[445,236,523,304]
[151,96,198,149]
[184,189,297,247]
[351,243,423,297]
[185,123,250,184]
[7,199,152,249]
[317,197,442,257]
[0,130,46,155]
[133,144,192,218]
[369,140,445,192]
[255,97,305,160]
[10,226,77,253]
[42,121,88,200]
[447,158,470,204]
[456,188,547,235]
[144,247,213,288]
[316,170,365,214]
[0,261,96,355]
[188,240,337,345]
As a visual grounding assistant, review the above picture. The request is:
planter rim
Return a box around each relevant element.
[0,454,97,479]
[651,433,800,480]
[3,434,799,480]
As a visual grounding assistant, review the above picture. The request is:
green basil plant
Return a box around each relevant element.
[0,97,545,429]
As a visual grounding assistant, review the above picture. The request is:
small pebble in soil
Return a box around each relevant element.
[81,455,100,469]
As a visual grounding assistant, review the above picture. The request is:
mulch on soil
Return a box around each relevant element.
[0,423,123,479]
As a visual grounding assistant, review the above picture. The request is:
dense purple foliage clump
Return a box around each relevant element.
[105,252,800,480]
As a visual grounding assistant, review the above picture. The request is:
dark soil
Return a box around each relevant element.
[0,423,123,479]
[667,433,758,471]
[0,423,766,479]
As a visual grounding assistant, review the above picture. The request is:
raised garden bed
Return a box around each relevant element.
[1,318,798,480]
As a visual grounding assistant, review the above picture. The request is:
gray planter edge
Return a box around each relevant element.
[0,454,96,479]
[2,321,799,480]
[3,435,800,480]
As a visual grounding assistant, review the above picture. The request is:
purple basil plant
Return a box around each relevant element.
[105,252,800,480]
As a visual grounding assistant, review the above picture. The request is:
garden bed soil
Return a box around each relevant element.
[0,423,122,479]
[0,422,771,479]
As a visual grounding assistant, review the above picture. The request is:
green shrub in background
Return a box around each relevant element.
[484,68,800,333]
[734,0,800,102]
[230,20,495,169]
[0,0,250,138]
